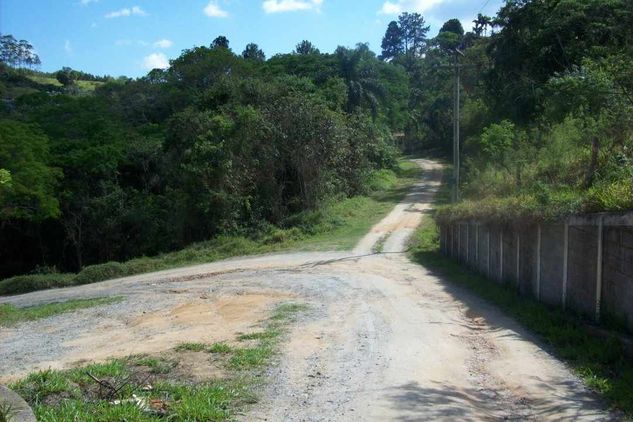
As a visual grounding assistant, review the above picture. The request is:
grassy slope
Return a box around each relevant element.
[9,302,307,421]
[409,178,633,416]
[26,75,103,91]
[0,297,122,327]
[0,160,421,296]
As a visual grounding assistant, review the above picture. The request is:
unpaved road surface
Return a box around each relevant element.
[0,159,619,420]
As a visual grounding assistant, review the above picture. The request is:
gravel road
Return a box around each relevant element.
[0,159,619,420]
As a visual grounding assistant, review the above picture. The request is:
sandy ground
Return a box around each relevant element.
[0,159,620,420]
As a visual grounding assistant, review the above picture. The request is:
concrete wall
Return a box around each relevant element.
[440,213,633,332]
[602,227,633,330]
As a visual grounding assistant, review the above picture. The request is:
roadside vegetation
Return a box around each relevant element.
[0,160,419,295]
[409,217,633,416]
[426,1,633,222]
[9,302,307,420]
[0,296,122,326]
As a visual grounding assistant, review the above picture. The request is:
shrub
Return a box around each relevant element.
[0,274,74,295]
[365,169,397,192]
[73,262,128,285]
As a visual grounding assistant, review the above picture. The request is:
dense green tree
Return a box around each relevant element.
[211,35,230,50]
[0,120,60,221]
[380,21,404,61]
[56,67,79,87]
[242,43,266,61]
[295,40,320,55]
[436,19,464,52]
[398,12,430,58]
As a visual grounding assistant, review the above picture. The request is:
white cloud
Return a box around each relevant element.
[80,0,98,5]
[153,39,174,49]
[378,0,445,15]
[105,6,147,18]
[204,1,229,18]
[143,53,169,70]
[64,40,73,54]
[262,0,323,14]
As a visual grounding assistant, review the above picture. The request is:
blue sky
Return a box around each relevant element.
[1,0,503,77]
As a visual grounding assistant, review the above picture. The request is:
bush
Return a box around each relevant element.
[0,274,74,295]
[365,169,397,192]
[73,262,128,285]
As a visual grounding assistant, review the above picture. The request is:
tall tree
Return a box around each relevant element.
[473,13,492,37]
[437,18,464,52]
[211,35,230,50]
[0,34,40,68]
[380,21,404,61]
[242,43,266,61]
[398,12,430,58]
[295,40,320,55]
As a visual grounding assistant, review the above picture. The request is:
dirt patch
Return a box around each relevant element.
[0,291,294,382]
[169,350,227,383]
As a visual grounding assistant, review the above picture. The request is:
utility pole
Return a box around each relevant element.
[437,48,471,203]
[452,49,465,203]
[452,51,461,203]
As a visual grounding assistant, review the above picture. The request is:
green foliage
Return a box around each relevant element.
[0,169,10,188]
[0,297,122,326]
[0,119,61,221]
[0,159,415,295]
[1,38,407,280]
[0,273,75,295]
[73,262,128,285]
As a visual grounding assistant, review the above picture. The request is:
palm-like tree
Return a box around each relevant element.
[335,44,385,118]
[473,14,493,37]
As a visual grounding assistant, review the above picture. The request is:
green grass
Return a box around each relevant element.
[128,355,176,374]
[10,301,306,420]
[0,159,421,296]
[175,343,209,352]
[0,297,123,326]
[229,302,307,370]
[409,216,633,416]
[208,343,233,354]
[25,75,103,91]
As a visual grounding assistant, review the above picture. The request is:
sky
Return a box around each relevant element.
[1,0,503,78]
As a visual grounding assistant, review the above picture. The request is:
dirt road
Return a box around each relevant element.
[0,159,618,420]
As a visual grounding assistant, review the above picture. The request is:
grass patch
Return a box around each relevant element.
[0,297,123,327]
[128,356,176,374]
[10,301,307,420]
[0,158,422,297]
[175,343,209,353]
[208,343,232,354]
[409,216,633,416]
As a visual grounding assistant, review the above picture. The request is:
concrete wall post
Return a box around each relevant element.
[516,232,521,288]
[562,222,569,310]
[466,223,470,264]
[475,224,479,266]
[500,228,504,282]
[458,224,462,262]
[536,224,541,301]
[595,217,604,322]
[487,229,491,278]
